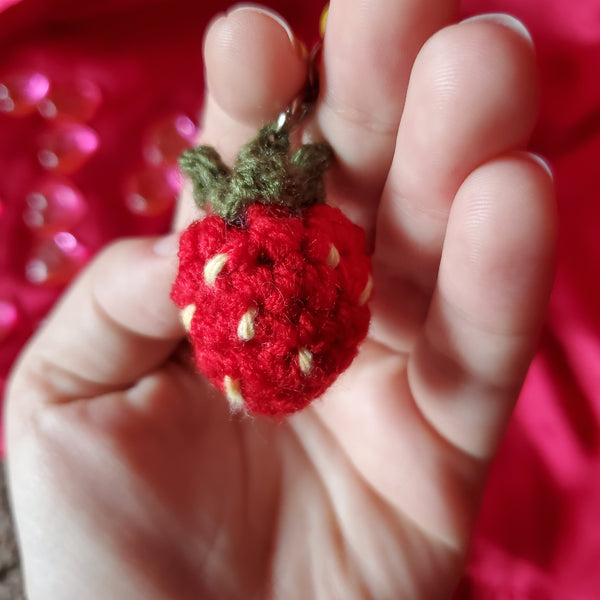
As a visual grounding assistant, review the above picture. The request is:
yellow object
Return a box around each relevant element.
[319,4,329,39]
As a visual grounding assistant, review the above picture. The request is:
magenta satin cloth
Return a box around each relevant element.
[1,0,599,597]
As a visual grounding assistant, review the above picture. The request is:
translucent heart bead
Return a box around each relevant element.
[0,69,49,116]
[38,122,99,174]
[38,79,102,122]
[143,114,198,165]
[25,232,89,286]
[23,178,87,235]
[0,300,19,342]
[124,164,182,216]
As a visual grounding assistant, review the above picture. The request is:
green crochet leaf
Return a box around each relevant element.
[178,121,334,222]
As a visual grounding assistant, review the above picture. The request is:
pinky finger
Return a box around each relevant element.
[408,153,557,459]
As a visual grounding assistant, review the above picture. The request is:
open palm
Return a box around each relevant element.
[6,2,556,599]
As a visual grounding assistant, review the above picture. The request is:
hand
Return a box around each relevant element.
[5,2,556,599]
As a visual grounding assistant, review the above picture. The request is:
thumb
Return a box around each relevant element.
[9,234,184,400]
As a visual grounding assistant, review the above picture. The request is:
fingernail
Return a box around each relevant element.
[153,232,180,257]
[460,13,533,45]
[528,152,554,180]
[228,4,295,47]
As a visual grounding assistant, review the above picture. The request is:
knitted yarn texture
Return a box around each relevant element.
[171,121,372,417]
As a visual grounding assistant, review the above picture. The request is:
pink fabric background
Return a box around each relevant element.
[1,0,599,597]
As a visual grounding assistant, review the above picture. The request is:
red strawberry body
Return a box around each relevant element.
[171,203,371,416]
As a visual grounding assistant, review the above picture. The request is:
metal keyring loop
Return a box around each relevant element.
[274,40,323,135]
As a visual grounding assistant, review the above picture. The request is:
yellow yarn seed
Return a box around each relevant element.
[326,244,340,268]
[224,376,245,411]
[359,274,373,305]
[203,253,228,286]
[181,304,196,331]
[298,348,313,375]
[237,307,257,341]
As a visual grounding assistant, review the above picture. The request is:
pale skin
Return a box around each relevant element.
[5,1,557,599]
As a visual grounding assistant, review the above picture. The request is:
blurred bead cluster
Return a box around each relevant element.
[0,64,198,348]
[124,113,196,216]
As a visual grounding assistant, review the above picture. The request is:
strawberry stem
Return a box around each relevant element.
[179,121,333,222]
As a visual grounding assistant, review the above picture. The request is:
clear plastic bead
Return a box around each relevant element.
[0,69,49,116]
[38,78,102,122]
[0,300,19,342]
[23,178,87,235]
[25,232,89,286]
[124,164,182,216]
[38,122,99,174]
[143,113,197,165]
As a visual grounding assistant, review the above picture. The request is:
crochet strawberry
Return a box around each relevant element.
[171,121,372,417]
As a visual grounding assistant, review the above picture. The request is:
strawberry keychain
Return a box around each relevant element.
[171,44,372,417]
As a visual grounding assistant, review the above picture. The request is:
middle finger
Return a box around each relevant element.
[315,0,459,233]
